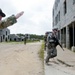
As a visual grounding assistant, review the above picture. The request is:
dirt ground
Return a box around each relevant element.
[0,42,44,75]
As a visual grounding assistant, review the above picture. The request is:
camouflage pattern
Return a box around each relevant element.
[0,15,17,29]
[45,47,57,63]
[45,34,57,63]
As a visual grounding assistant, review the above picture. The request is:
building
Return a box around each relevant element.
[0,28,24,42]
[52,0,75,50]
[9,34,23,42]
[0,28,10,42]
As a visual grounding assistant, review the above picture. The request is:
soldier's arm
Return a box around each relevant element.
[0,15,17,29]
[57,41,64,51]
[0,11,24,29]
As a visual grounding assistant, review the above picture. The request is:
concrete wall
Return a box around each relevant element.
[53,0,75,49]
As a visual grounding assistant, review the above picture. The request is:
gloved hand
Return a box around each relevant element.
[15,11,24,19]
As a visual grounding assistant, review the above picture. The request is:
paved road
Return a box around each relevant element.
[45,65,71,75]
[44,50,75,75]
[44,61,74,75]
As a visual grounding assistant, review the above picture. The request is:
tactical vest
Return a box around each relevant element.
[47,37,55,49]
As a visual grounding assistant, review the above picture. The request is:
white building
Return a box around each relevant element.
[0,28,10,42]
[9,34,22,42]
[52,0,75,50]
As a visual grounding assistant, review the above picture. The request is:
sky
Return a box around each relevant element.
[0,0,55,35]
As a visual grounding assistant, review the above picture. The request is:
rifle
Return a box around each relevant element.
[59,44,64,51]
[52,36,64,51]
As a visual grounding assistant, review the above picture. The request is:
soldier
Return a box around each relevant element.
[24,36,27,45]
[0,9,24,29]
[45,32,64,64]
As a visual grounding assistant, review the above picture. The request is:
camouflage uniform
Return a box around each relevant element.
[24,37,27,45]
[0,15,17,29]
[45,35,57,63]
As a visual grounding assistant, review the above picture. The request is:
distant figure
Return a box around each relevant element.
[0,8,24,29]
[24,36,27,45]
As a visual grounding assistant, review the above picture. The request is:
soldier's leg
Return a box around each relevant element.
[45,54,51,63]
[45,49,52,63]
[51,48,57,58]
